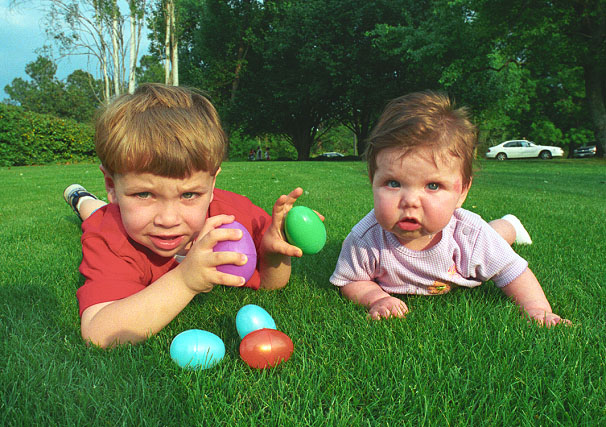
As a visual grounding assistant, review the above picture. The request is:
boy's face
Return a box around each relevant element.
[371,146,470,251]
[102,168,218,258]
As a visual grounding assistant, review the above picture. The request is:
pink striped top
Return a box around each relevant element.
[330,208,528,295]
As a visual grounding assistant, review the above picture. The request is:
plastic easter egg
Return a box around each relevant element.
[170,329,225,370]
[284,206,326,254]
[236,304,277,339]
[239,328,294,369]
[213,220,257,282]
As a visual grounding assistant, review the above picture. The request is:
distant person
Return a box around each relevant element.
[63,84,312,348]
[248,148,255,161]
[265,147,270,161]
[256,146,263,161]
[330,91,569,326]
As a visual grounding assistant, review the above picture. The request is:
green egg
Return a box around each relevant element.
[285,206,326,254]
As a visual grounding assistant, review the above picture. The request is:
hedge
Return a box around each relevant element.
[0,104,96,167]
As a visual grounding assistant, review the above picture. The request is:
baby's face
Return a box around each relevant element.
[371,146,469,251]
[106,170,217,258]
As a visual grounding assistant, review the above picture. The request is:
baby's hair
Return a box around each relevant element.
[365,91,477,187]
[95,83,227,178]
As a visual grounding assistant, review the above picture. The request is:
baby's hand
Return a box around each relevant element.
[368,296,408,320]
[176,215,248,294]
[526,309,571,327]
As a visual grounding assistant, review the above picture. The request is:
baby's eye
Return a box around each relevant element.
[386,180,400,188]
[426,183,440,191]
[182,192,198,200]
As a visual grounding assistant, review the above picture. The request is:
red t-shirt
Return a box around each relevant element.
[76,188,271,316]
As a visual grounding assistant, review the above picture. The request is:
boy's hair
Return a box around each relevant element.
[95,83,227,178]
[365,91,477,187]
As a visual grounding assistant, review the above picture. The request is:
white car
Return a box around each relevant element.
[486,140,564,160]
[319,152,345,158]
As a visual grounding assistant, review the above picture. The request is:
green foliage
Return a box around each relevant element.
[227,129,297,161]
[4,56,103,123]
[0,104,95,167]
[530,120,564,146]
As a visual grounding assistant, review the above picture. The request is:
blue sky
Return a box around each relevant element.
[0,0,149,100]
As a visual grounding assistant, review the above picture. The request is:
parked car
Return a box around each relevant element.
[319,152,345,158]
[572,144,597,158]
[485,140,564,160]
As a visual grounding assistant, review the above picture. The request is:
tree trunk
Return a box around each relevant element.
[584,63,606,158]
[111,1,121,96]
[164,0,171,85]
[231,44,247,102]
[170,1,178,86]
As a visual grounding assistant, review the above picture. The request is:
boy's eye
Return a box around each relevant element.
[135,192,152,199]
[182,192,198,200]
[386,180,400,188]
[426,183,440,191]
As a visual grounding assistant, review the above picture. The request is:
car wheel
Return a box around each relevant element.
[496,153,507,161]
[539,150,552,160]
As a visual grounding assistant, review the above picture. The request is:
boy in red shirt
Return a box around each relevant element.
[64,84,311,348]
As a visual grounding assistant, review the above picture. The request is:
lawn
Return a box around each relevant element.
[1,159,605,425]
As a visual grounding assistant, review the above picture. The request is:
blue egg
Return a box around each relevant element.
[170,329,225,370]
[236,304,277,339]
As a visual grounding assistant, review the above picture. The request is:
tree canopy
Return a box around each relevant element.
[6,0,605,158]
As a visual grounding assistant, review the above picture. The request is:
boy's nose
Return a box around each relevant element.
[154,202,180,227]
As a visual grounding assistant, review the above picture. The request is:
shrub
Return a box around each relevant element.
[0,104,96,166]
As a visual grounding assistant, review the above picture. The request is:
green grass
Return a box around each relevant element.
[1,159,605,425]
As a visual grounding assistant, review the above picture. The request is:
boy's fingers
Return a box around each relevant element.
[212,251,248,267]
[273,240,303,257]
[212,272,247,287]
[197,228,243,249]
[201,214,236,235]
[312,209,325,222]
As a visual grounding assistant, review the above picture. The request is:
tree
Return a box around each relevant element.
[4,56,66,116]
[13,0,148,101]
[4,56,101,122]
[467,0,606,157]
[179,0,263,106]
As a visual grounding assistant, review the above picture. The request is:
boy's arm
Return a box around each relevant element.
[80,215,248,348]
[341,281,408,319]
[500,268,569,326]
[81,268,199,348]
[257,187,308,290]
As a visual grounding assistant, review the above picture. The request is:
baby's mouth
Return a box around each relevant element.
[397,218,421,231]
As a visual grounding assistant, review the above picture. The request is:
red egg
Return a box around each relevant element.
[239,328,294,369]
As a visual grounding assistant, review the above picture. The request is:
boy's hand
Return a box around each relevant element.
[368,296,409,320]
[526,309,571,327]
[176,214,249,294]
[261,187,324,258]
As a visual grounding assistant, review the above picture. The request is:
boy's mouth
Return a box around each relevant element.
[150,235,184,251]
[397,218,421,231]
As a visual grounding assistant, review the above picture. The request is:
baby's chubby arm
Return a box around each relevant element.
[501,268,570,327]
[257,187,324,290]
[80,214,248,348]
[341,281,408,320]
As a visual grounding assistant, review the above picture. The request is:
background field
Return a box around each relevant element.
[1,159,605,425]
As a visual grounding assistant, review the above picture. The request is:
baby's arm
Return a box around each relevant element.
[80,215,248,348]
[500,268,570,327]
[341,281,408,320]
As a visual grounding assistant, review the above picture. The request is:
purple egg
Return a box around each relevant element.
[213,221,257,282]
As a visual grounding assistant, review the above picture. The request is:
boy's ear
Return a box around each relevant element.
[209,167,221,203]
[456,177,472,208]
[99,165,117,204]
